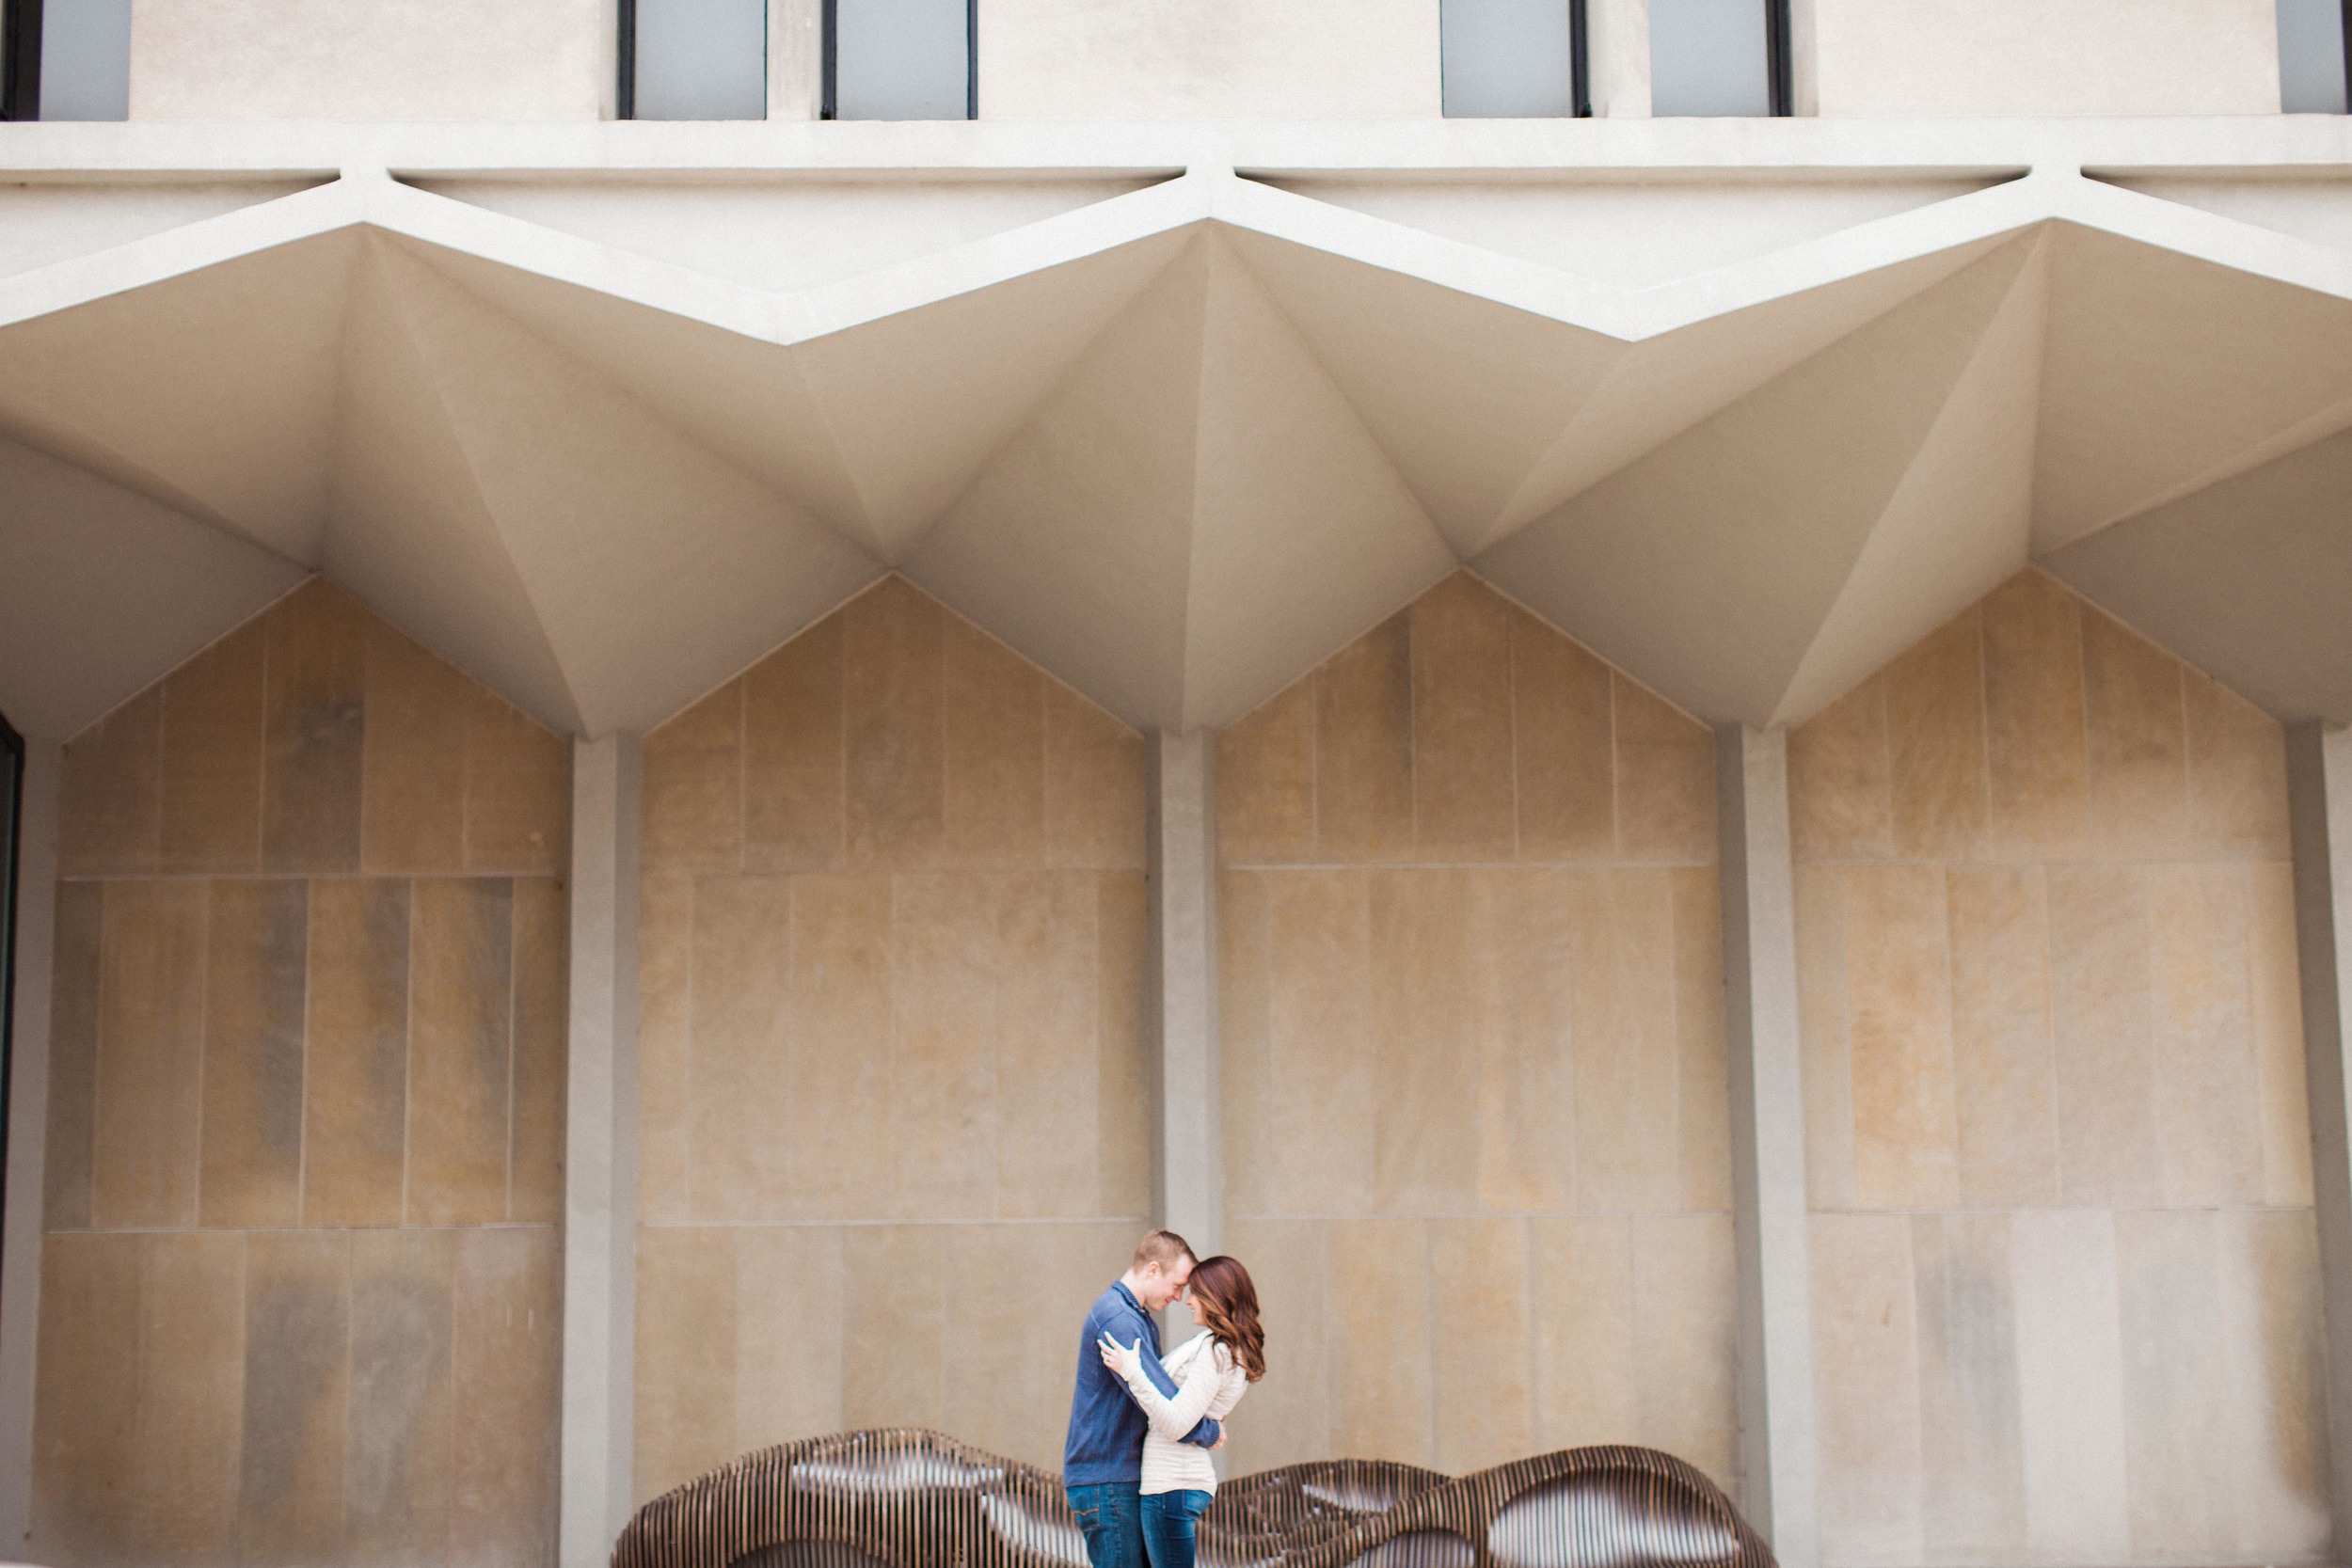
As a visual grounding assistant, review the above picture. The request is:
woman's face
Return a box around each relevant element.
[1185,1286,1209,1325]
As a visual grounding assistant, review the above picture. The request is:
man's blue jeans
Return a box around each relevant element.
[1068,1481,1145,1568]
[1141,1488,1213,1568]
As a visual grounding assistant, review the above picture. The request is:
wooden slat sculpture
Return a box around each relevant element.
[613,1430,1777,1568]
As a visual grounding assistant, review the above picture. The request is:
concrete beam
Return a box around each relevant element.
[1147,731,1221,1265]
[2286,721,2352,1553]
[0,740,58,1556]
[769,0,822,119]
[1715,724,1819,1568]
[560,734,643,1568]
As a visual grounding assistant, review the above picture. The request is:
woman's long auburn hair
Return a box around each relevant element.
[1187,1256,1265,1382]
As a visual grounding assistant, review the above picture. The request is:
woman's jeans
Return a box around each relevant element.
[1140,1488,1213,1568]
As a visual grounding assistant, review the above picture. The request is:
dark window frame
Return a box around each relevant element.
[0,709,24,1286]
[1765,0,1793,116]
[2,0,43,121]
[820,0,979,120]
[616,0,637,119]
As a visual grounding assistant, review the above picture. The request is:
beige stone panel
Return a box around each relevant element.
[1508,603,1613,863]
[1429,1218,1533,1475]
[1327,1218,1433,1466]
[1885,610,1989,863]
[1223,1215,1327,1473]
[2147,864,2264,1207]
[91,879,208,1229]
[360,622,469,874]
[785,875,894,1221]
[1096,873,1151,1219]
[893,875,1002,1218]
[1980,573,2088,863]
[160,619,267,875]
[346,1227,457,1566]
[407,878,516,1226]
[1909,1214,2025,1563]
[464,687,569,876]
[1219,679,1317,867]
[29,1232,144,1565]
[1264,872,1376,1214]
[1530,1215,1635,1452]
[996,874,1102,1217]
[1795,862,1859,1210]
[632,1226,738,1506]
[199,878,309,1227]
[60,687,164,877]
[1673,868,1732,1212]
[2115,1210,2233,1560]
[1613,677,1715,863]
[947,1225,1101,1472]
[1945,867,2058,1208]
[845,578,947,871]
[128,1231,247,1566]
[43,879,103,1231]
[2044,867,2162,1206]
[1043,686,1144,872]
[2217,1211,2331,1559]
[1315,616,1414,863]
[239,1230,350,1568]
[1844,863,1962,1211]
[510,876,569,1222]
[2010,1211,2129,1564]
[1371,869,1477,1214]
[1468,869,1575,1214]
[1810,1213,1923,1567]
[736,1227,846,1452]
[2081,609,2188,860]
[2185,671,2289,863]
[452,1227,562,1568]
[2248,862,2315,1206]
[303,878,410,1227]
[1567,868,1683,1212]
[262,583,366,874]
[1634,1214,1739,1497]
[943,617,1047,870]
[744,613,847,875]
[1788,676,1890,864]
[1221,869,1274,1217]
[842,1225,946,1432]
[642,681,743,873]
[637,871,694,1222]
[1409,575,1516,861]
[688,874,795,1221]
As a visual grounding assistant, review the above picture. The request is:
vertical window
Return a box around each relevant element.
[624,0,769,119]
[1442,0,1588,119]
[2279,0,2350,113]
[1,0,133,121]
[1649,0,1788,116]
[824,0,975,120]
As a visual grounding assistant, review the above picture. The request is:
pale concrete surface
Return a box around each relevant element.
[1148,732,1222,1259]
[0,742,59,1557]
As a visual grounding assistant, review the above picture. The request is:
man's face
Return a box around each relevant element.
[1138,1255,1195,1311]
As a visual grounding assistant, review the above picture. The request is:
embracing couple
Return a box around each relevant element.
[1062,1230,1267,1568]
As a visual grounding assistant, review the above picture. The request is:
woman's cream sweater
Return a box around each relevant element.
[1119,1331,1250,1497]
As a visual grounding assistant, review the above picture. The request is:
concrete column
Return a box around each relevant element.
[1147,732,1221,1265]
[560,735,643,1568]
[0,740,58,1555]
[1586,0,1652,117]
[769,0,823,119]
[2286,721,2352,1552]
[1715,725,1819,1567]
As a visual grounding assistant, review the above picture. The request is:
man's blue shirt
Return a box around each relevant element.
[1063,1281,1219,1484]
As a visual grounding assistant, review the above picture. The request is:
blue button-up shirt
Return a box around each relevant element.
[1063,1281,1220,1484]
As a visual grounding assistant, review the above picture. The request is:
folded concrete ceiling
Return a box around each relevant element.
[2,163,2349,741]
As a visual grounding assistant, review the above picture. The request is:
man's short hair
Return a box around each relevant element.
[1133,1229,1194,1271]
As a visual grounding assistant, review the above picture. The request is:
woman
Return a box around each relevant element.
[1097,1255,1265,1568]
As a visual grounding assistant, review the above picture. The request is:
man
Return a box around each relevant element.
[1064,1230,1224,1568]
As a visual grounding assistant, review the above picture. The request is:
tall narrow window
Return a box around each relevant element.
[1,0,133,121]
[1442,0,1588,119]
[825,0,974,120]
[2279,0,2350,113]
[625,0,769,119]
[1649,0,1788,116]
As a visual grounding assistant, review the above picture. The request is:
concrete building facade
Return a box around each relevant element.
[2,2,2351,1566]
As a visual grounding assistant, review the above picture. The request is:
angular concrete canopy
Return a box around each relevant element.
[4,151,2351,739]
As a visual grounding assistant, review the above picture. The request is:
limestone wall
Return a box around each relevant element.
[1216,572,1739,1490]
[33,579,570,1566]
[1791,570,2328,1564]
